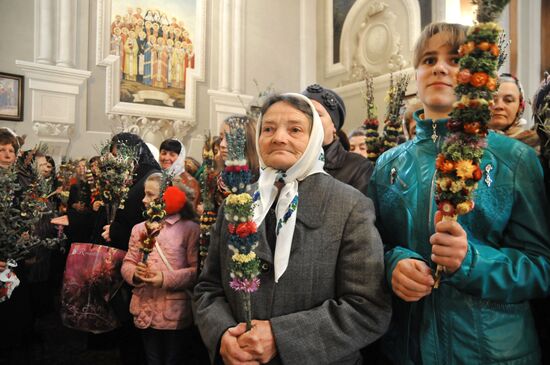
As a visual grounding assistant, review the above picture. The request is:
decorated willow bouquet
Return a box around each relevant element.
[222,116,260,330]
[0,163,63,301]
[433,0,509,287]
[362,73,382,162]
[139,172,171,262]
[198,133,218,270]
[381,72,410,150]
[97,141,137,224]
[140,199,166,263]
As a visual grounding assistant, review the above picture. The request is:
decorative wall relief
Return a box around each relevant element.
[96,0,206,138]
[350,1,404,78]
[328,0,420,84]
[108,114,196,146]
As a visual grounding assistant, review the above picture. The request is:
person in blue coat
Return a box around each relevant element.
[368,22,550,364]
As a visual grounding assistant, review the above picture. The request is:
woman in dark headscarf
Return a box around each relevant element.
[302,84,373,195]
[97,132,161,250]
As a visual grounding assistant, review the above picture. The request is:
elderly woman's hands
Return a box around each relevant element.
[237,320,277,364]
[220,320,277,364]
[220,325,260,365]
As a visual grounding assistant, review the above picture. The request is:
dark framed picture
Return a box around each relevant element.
[0,72,24,121]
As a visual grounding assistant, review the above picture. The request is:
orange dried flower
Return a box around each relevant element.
[459,41,475,56]
[436,154,455,173]
[456,160,476,180]
[457,69,472,84]
[470,72,488,88]
[490,45,500,57]
[478,42,490,51]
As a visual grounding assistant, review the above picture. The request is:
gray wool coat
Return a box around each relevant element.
[193,173,391,365]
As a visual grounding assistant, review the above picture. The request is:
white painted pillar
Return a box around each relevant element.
[56,0,77,68]
[231,0,243,93]
[300,0,316,89]
[517,0,541,125]
[36,0,55,64]
[219,0,232,91]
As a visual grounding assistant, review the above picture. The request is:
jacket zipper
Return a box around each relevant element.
[390,167,408,188]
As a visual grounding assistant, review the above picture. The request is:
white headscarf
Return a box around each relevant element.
[253,93,326,282]
[145,142,160,163]
[165,140,187,177]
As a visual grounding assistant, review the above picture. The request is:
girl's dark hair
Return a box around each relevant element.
[45,155,56,175]
[172,180,198,221]
[337,130,350,151]
[159,139,182,154]
[179,200,197,221]
[89,155,101,165]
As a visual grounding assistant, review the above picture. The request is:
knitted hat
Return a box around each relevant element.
[302,84,346,131]
[163,186,187,215]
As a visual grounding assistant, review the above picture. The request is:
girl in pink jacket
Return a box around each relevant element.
[121,173,199,364]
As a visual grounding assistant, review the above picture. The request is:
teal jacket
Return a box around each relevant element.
[368,111,550,365]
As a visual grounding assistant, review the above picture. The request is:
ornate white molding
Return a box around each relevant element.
[16,60,91,87]
[207,90,253,133]
[33,121,74,138]
[107,114,197,146]
[326,0,420,80]
[16,60,91,159]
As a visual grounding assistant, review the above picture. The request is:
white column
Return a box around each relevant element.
[219,0,232,91]
[56,0,77,68]
[300,0,316,89]
[431,0,446,22]
[517,0,541,125]
[36,0,55,64]
[231,0,243,93]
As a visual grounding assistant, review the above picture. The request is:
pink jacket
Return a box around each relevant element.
[121,214,199,330]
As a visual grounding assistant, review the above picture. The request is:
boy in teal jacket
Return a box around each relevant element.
[368,22,550,364]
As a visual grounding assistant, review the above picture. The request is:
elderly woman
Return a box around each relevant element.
[194,93,391,365]
[302,84,373,195]
[489,73,539,149]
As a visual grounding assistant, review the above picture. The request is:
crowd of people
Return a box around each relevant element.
[1,19,550,365]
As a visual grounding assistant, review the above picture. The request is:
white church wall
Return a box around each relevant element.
[243,0,303,96]
[0,0,38,148]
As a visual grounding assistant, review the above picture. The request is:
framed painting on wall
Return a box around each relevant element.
[0,72,24,121]
[96,0,206,123]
